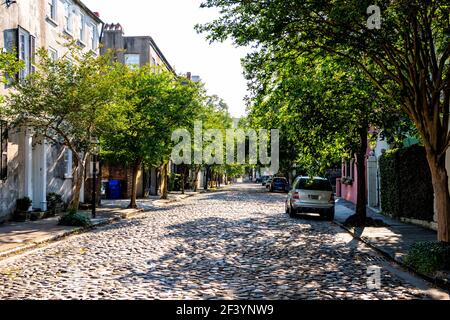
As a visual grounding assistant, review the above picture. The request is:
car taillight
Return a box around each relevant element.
[293,192,300,199]
[329,193,335,203]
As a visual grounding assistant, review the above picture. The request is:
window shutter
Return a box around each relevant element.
[29,35,36,73]
[0,122,7,181]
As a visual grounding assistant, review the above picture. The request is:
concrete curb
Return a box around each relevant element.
[332,219,450,292]
[0,209,141,261]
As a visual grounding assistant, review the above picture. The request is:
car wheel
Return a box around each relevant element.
[288,203,296,218]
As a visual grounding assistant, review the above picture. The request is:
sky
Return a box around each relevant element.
[83,0,250,118]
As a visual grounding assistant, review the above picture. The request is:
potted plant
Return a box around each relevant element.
[13,197,32,222]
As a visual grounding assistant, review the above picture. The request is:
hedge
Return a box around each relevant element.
[379,145,434,221]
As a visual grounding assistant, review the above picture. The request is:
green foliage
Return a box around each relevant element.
[245,54,399,176]
[47,192,64,213]
[168,173,181,192]
[405,242,450,275]
[0,50,23,106]
[101,65,203,168]
[58,210,92,228]
[379,145,434,221]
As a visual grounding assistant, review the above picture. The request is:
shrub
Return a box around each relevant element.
[404,241,450,275]
[16,197,32,212]
[168,173,181,192]
[58,209,92,228]
[47,192,64,214]
[379,145,433,221]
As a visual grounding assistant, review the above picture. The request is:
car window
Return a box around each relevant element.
[298,178,332,191]
[273,178,286,183]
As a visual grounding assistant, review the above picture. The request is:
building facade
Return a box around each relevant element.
[0,0,102,221]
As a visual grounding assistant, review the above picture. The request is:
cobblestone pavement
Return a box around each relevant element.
[0,184,445,299]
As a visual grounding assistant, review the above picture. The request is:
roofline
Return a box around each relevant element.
[124,36,173,73]
[74,0,103,24]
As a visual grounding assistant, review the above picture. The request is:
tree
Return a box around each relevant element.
[0,50,23,104]
[247,54,401,224]
[4,44,124,210]
[197,0,450,241]
[103,65,203,204]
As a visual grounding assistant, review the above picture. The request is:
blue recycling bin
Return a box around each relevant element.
[108,180,122,199]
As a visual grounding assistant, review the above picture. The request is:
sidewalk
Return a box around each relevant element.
[335,198,437,262]
[334,198,449,285]
[0,207,140,259]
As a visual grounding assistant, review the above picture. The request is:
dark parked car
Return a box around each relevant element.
[261,175,272,186]
[255,177,262,183]
[268,177,289,193]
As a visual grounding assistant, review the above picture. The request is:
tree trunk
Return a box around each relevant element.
[128,158,142,209]
[160,161,169,200]
[181,165,185,194]
[69,152,88,211]
[192,165,200,192]
[426,152,450,242]
[204,166,209,190]
[355,125,368,225]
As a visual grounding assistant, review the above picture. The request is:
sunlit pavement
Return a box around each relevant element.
[0,183,446,300]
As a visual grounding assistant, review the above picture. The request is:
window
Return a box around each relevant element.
[64,1,73,33]
[79,14,86,42]
[298,178,333,192]
[18,28,30,80]
[48,0,57,20]
[0,121,7,181]
[345,160,352,178]
[63,148,73,179]
[48,47,58,61]
[125,54,140,68]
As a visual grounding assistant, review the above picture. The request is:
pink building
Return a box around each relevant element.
[336,129,379,205]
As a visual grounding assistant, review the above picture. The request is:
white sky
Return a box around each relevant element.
[82,0,249,117]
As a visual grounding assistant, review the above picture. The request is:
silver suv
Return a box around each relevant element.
[285,176,335,220]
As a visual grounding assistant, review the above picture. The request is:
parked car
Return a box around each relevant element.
[261,175,272,186]
[265,177,273,189]
[285,176,335,220]
[268,177,289,193]
[255,177,262,183]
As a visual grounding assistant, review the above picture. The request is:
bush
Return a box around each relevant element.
[47,192,64,215]
[58,209,92,227]
[16,197,32,212]
[405,241,450,275]
[168,173,181,192]
[379,145,434,221]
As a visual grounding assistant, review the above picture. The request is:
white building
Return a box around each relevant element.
[0,0,103,221]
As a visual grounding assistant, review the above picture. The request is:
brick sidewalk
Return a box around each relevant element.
[334,198,450,287]
[0,207,141,259]
[335,198,437,263]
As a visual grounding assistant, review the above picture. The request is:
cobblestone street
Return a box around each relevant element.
[0,184,445,300]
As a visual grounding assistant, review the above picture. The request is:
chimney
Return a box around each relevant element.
[94,12,100,18]
[186,72,192,80]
